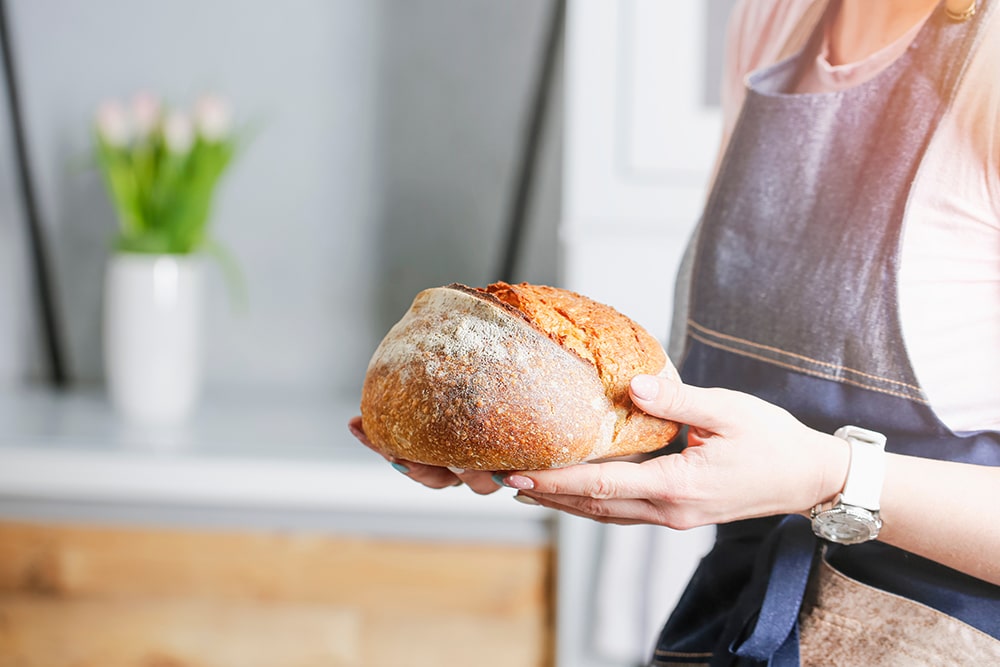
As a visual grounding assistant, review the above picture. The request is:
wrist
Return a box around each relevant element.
[810,426,888,545]
[809,431,852,511]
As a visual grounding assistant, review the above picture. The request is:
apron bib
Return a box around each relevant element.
[651,1,1000,665]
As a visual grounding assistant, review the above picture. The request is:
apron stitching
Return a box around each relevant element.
[687,328,930,404]
[688,319,926,392]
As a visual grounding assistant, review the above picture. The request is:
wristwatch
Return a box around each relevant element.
[810,425,887,545]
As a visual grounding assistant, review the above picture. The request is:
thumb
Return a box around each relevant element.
[629,374,738,432]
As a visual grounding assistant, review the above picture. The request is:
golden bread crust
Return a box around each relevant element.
[360,282,679,470]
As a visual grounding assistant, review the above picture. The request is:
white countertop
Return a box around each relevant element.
[0,387,551,542]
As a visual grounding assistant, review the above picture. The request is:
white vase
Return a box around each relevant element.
[103,253,204,424]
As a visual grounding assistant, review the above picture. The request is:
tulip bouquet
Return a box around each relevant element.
[94,93,236,255]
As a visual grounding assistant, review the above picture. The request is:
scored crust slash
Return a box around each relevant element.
[360,282,680,471]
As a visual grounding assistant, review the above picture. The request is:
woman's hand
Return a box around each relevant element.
[497,374,851,529]
[347,416,504,495]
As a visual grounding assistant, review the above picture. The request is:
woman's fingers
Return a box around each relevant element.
[516,492,650,525]
[389,460,505,493]
[629,375,745,433]
[499,458,681,502]
[390,459,463,489]
[452,468,505,495]
[347,415,373,447]
[347,417,503,493]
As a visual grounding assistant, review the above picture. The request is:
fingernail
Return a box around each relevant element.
[631,374,660,401]
[514,494,540,506]
[391,462,410,474]
[492,473,507,486]
[348,423,364,439]
[505,475,535,490]
[447,466,466,474]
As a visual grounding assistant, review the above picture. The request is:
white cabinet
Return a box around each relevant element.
[0,389,557,666]
[556,2,728,665]
[561,0,725,342]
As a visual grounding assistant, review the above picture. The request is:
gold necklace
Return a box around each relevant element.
[945,0,977,22]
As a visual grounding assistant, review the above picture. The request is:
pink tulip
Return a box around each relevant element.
[194,94,231,142]
[96,99,131,147]
[163,110,194,154]
[131,91,161,139]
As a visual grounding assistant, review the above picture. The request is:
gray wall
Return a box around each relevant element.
[0,0,561,396]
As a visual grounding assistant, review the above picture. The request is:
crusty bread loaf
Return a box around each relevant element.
[360,282,680,470]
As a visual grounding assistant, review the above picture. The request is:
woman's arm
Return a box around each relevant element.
[501,373,1000,587]
[879,453,1000,586]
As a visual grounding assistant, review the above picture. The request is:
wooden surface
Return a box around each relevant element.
[0,521,554,667]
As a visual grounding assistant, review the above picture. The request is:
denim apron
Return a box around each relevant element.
[651,1,1000,665]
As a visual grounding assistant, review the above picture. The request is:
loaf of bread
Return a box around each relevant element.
[360,282,680,470]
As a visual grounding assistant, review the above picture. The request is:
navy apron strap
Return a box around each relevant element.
[770,623,800,667]
[725,515,816,665]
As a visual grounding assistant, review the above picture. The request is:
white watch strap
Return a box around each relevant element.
[837,426,887,511]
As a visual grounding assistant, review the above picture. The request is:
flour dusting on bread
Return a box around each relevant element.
[361,282,679,470]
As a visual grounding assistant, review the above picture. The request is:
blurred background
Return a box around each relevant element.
[0,1,730,665]
[0,0,562,395]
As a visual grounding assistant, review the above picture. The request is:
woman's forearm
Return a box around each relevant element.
[877,453,1000,587]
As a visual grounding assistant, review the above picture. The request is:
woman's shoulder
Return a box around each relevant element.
[727,0,818,76]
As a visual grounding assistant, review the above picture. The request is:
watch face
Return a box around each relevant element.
[813,507,880,545]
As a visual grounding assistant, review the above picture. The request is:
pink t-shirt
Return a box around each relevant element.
[720,0,1000,432]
